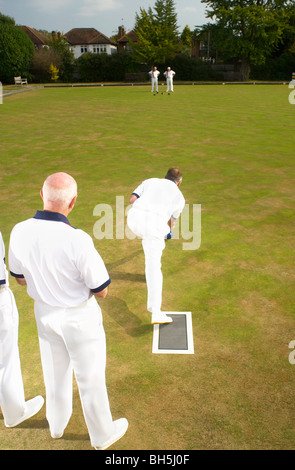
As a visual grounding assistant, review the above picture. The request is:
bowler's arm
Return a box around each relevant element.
[93,286,108,299]
[16,277,27,286]
[168,216,177,231]
[129,194,139,205]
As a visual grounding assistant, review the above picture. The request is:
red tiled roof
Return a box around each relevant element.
[117,30,138,43]
[65,28,117,46]
[21,26,50,46]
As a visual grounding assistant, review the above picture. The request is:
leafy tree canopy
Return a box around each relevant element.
[132,0,179,64]
[200,0,295,80]
[0,12,34,83]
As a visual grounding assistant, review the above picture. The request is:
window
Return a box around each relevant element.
[81,46,88,53]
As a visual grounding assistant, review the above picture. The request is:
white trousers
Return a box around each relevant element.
[34,296,115,448]
[142,239,165,314]
[151,78,158,92]
[0,287,26,426]
[127,208,166,314]
[166,78,174,92]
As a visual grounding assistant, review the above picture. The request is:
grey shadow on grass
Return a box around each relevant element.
[104,250,150,337]
[106,249,143,271]
[20,417,89,441]
[12,417,48,430]
[62,433,89,442]
[103,295,150,338]
[107,249,145,283]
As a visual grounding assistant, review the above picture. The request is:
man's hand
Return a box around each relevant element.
[165,231,173,240]
[168,216,177,231]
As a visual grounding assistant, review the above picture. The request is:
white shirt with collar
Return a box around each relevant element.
[164,70,175,79]
[132,178,185,222]
[9,211,111,308]
[149,70,160,79]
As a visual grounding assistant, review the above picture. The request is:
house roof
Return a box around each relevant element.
[117,30,138,44]
[65,28,117,46]
[21,26,50,46]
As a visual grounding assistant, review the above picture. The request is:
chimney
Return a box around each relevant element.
[118,26,125,38]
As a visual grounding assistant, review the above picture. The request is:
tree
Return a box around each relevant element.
[0,13,34,83]
[201,0,294,80]
[29,31,74,83]
[30,48,62,82]
[49,64,59,82]
[49,32,74,81]
[181,25,192,48]
[132,0,179,64]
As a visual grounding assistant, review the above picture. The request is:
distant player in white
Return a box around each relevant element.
[0,231,44,427]
[149,66,160,93]
[164,67,175,92]
[9,172,128,450]
[127,168,185,324]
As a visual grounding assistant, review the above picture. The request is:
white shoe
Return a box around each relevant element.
[5,395,44,428]
[151,313,173,324]
[51,431,64,439]
[94,418,128,450]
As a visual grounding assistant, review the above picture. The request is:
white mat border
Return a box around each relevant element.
[152,312,194,354]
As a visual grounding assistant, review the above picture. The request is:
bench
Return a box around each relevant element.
[14,76,28,86]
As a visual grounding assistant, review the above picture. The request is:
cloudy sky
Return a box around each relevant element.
[0,0,208,37]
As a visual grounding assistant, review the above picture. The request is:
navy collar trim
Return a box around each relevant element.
[165,177,177,184]
[33,210,72,226]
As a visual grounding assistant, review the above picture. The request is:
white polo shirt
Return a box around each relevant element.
[132,178,185,222]
[164,70,175,79]
[149,70,160,79]
[0,232,9,287]
[9,211,111,308]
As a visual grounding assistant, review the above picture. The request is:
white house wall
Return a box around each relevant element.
[70,44,117,59]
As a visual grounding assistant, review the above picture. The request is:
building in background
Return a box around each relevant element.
[64,28,117,59]
[21,26,50,50]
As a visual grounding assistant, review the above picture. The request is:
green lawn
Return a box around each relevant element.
[0,84,294,450]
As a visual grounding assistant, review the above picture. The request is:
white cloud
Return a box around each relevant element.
[78,0,122,16]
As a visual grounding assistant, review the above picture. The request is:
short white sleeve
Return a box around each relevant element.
[171,194,185,219]
[8,228,25,279]
[75,231,110,293]
[132,180,146,198]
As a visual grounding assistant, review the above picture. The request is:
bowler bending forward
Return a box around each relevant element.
[9,172,128,450]
[127,168,185,324]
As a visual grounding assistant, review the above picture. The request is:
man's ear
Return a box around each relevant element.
[69,195,77,212]
[40,188,44,200]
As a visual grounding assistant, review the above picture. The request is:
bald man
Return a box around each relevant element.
[9,172,128,450]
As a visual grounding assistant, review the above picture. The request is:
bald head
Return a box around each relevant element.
[41,172,77,215]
